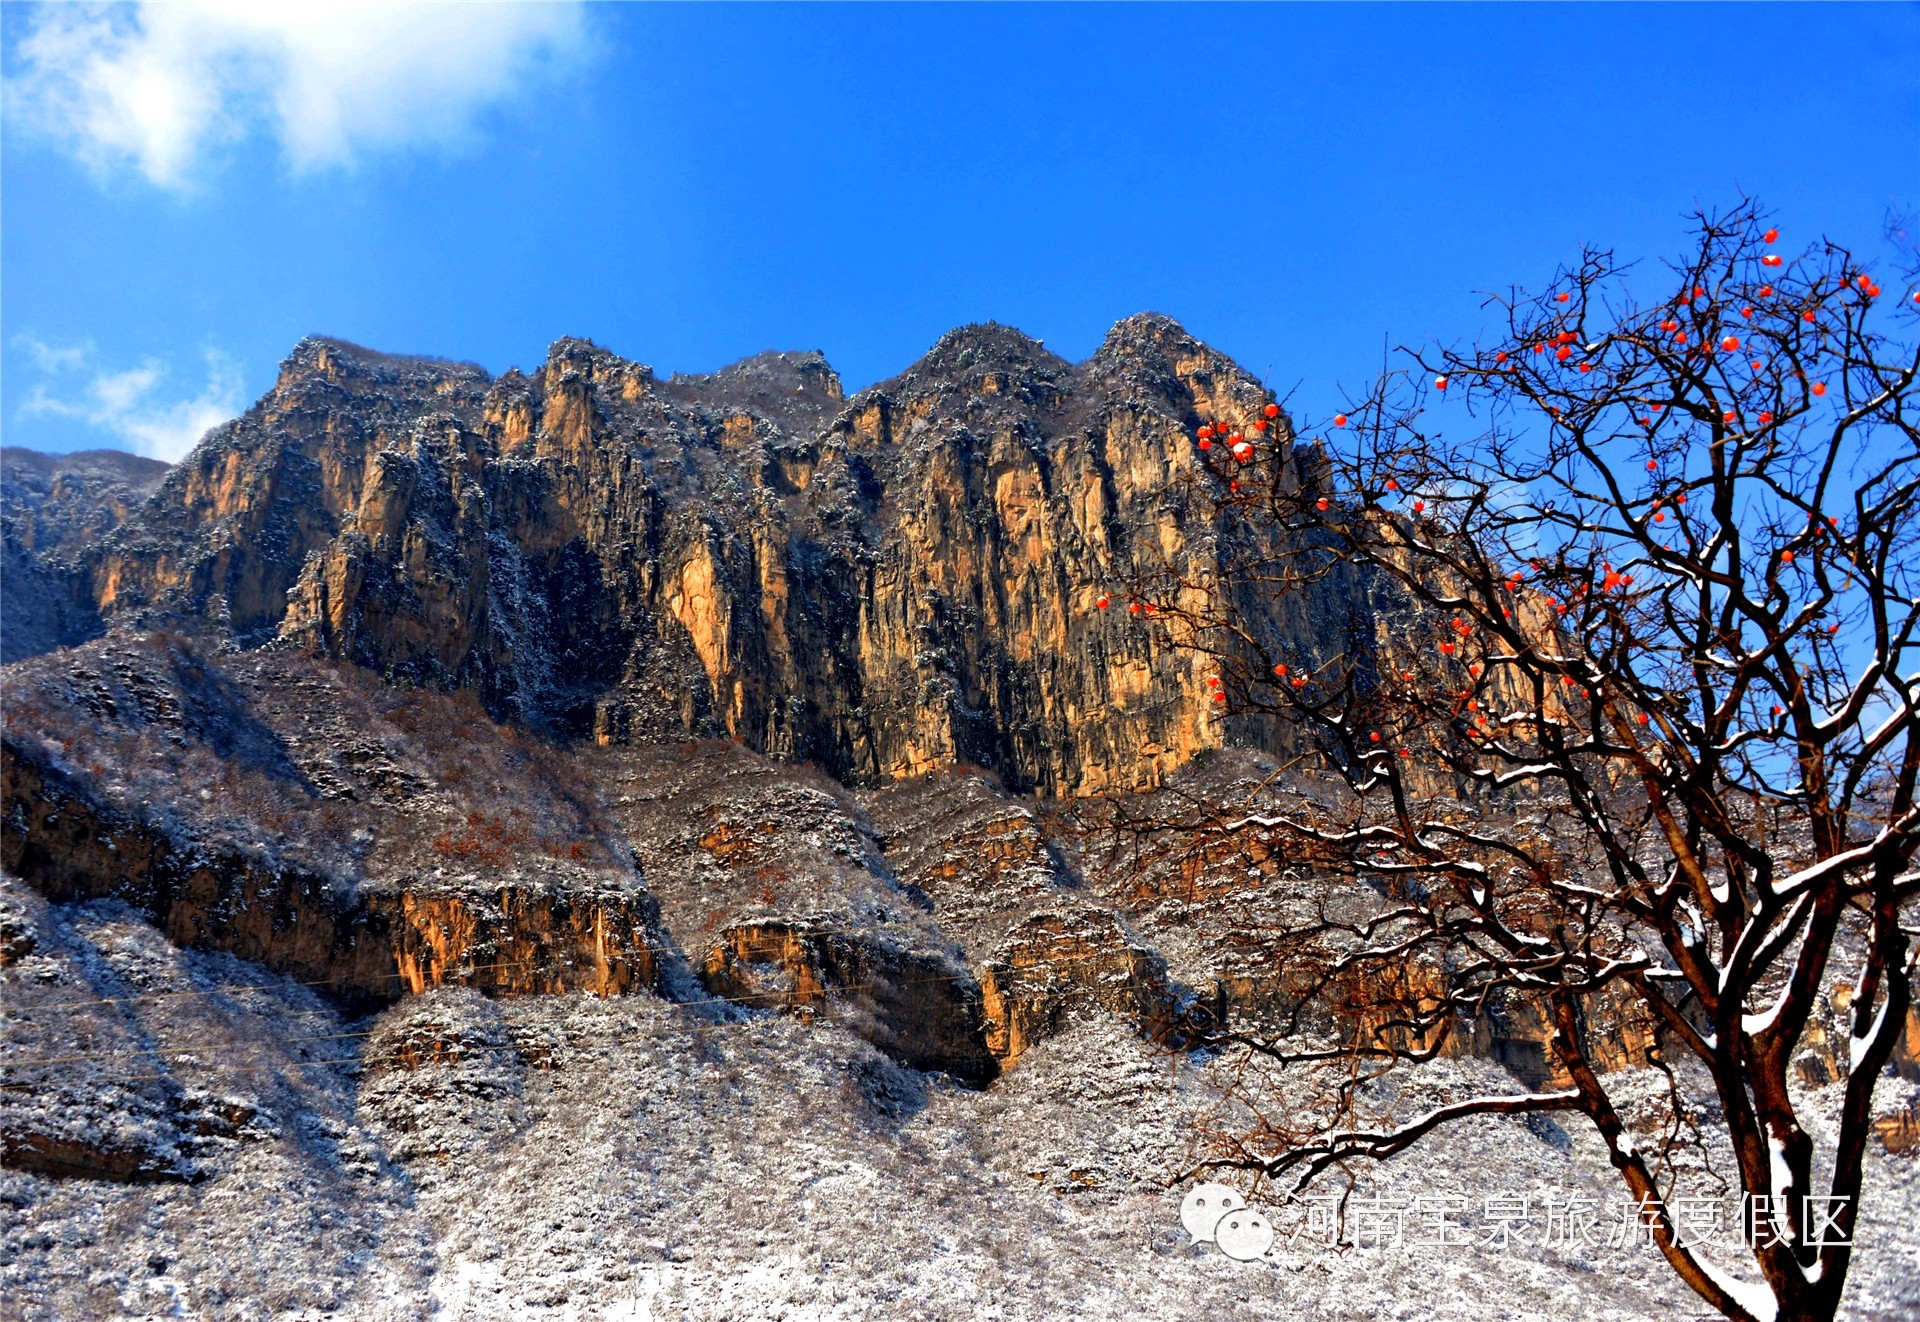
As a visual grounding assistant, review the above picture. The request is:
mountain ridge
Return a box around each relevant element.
[6,319,1916,1322]
[0,311,1392,1097]
[16,313,1359,798]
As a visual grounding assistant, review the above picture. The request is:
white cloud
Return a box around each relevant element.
[16,336,244,461]
[15,336,91,373]
[5,1,588,189]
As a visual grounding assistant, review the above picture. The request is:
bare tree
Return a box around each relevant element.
[1122,203,1920,1322]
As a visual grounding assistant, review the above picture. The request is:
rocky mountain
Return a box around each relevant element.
[2,447,171,562]
[60,317,1366,797]
[0,316,1422,1079]
[5,319,1918,1320]
[8,316,1912,1085]
[1,447,170,665]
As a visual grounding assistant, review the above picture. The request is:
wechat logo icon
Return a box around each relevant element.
[1180,1182,1277,1261]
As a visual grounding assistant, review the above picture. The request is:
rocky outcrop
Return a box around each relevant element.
[377,888,655,998]
[1875,1102,1919,1156]
[0,1092,257,1185]
[0,1128,188,1183]
[860,770,1203,1064]
[1,734,659,1006]
[2,447,172,561]
[2,448,171,663]
[356,988,531,1167]
[977,909,1196,1064]
[71,319,1376,795]
[702,920,996,1081]
[85,343,495,647]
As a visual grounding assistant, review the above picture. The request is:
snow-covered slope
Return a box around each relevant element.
[5,876,1916,1322]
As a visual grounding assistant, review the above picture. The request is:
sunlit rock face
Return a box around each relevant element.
[1,698,661,1008]
[64,317,1378,797]
[7,317,1607,1080]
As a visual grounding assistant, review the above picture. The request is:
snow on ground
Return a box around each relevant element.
[4,881,1917,1321]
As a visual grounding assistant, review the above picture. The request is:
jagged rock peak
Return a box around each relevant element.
[1087,311,1279,426]
[907,322,1069,382]
[1094,311,1205,362]
[669,349,842,401]
[534,337,660,403]
[541,335,629,368]
[277,335,493,392]
[662,350,845,434]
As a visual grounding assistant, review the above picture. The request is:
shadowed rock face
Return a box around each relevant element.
[2,448,172,562]
[702,921,997,1080]
[1,447,172,663]
[66,318,1369,797]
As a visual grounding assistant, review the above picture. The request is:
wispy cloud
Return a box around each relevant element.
[15,336,91,373]
[15,335,243,461]
[4,1,588,190]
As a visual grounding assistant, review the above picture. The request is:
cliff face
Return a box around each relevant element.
[0,319,1630,1084]
[83,343,495,648]
[0,622,672,1101]
[75,318,1360,796]
[1,447,171,663]
[1,447,172,562]
[1,760,654,1008]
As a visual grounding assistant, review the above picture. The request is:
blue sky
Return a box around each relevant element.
[4,2,1917,460]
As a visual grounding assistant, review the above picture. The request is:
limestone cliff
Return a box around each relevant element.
[2,447,170,553]
[1,447,170,663]
[74,318,1365,795]
[6,318,1729,1088]
[1,630,661,1010]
